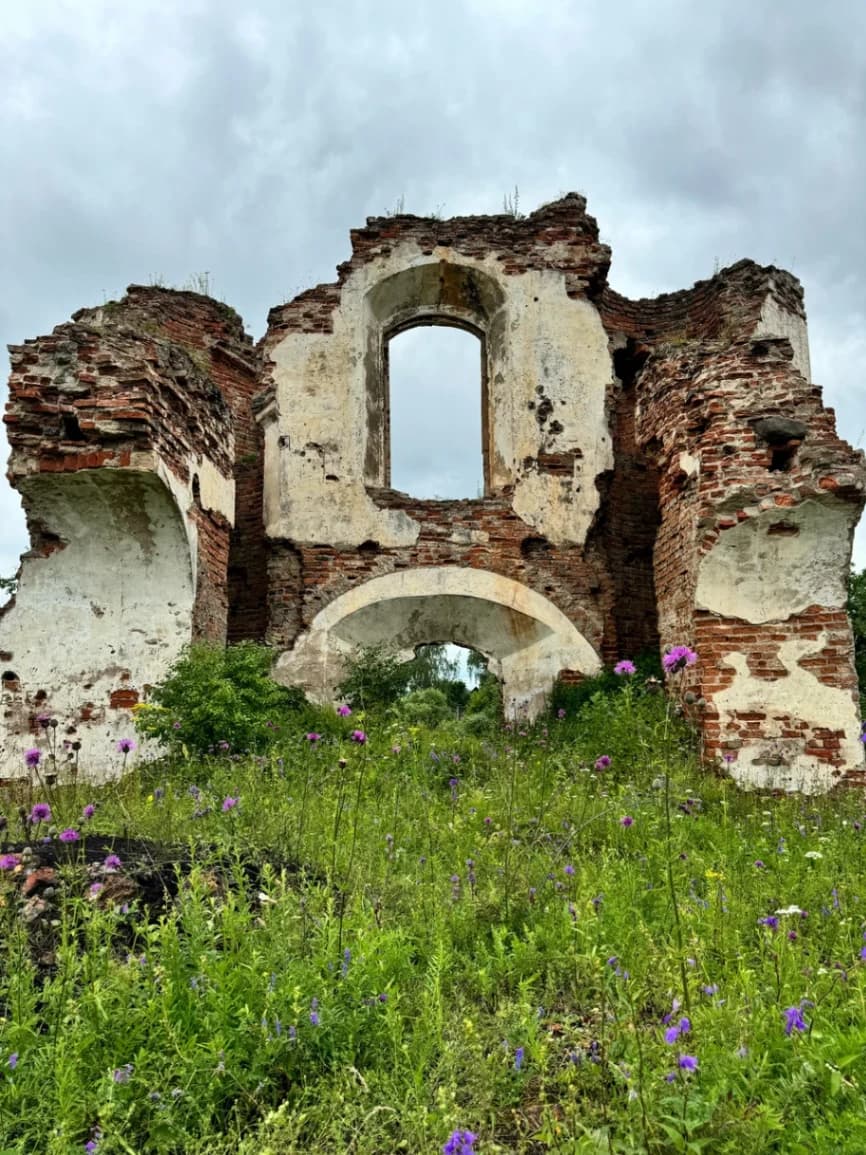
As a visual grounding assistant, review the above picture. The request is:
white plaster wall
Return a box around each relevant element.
[754,291,811,380]
[274,566,601,719]
[0,470,195,782]
[714,640,863,794]
[695,502,852,623]
[262,247,614,546]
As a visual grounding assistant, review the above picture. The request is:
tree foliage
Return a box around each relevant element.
[848,567,866,711]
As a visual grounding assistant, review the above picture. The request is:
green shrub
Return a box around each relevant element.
[848,567,866,713]
[549,647,662,717]
[134,642,305,756]
[391,687,452,727]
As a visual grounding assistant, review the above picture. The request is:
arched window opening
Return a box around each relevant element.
[397,643,501,728]
[387,325,485,499]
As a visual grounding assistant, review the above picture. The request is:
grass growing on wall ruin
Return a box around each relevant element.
[2,669,866,1153]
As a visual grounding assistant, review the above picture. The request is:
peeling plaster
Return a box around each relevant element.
[715,639,863,793]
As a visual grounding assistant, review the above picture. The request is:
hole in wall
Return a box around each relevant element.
[61,413,86,441]
[768,446,797,473]
[387,325,484,498]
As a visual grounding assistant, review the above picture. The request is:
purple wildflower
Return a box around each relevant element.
[664,1017,691,1045]
[103,854,122,870]
[24,747,41,768]
[759,916,779,931]
[58,828,80,843]
[678,1054,698,1071]
[557,708,566,719]
[222,796,239,812]
[443,1131,477,1155]
[783,1006,808,1035]
[337,704,352,717]
[112,1063,133,1084]
[662,645,698,673]
[514,1046,525,1071]
[305,732,322,743]
[754,859,765,869]
[701,984,719,997]
[85,1141,99,1154]
[594,755,611,771]
[620,815,634,827]
[310,1011,320,1026]
[614,659,636,676]
[564,864,575,876]
[350,729,367,744]
[29,802,51,824]
[82,804,96,820]
[116,738,136,754]
[0,854,20,870]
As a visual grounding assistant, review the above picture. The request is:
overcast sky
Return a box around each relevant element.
[2,0,865,587]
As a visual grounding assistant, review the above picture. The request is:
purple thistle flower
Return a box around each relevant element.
[443,1130,477,1155]
[594,754,611,771]
[556,708,566,719]
[103,854,122,870]
[783,1006,808,1035]
[614,659,636,676]
[29,802,51,824]
[58,828,80,843]
[350,729,367,744]
[82,804,96,820]
[678,1054,698,1071]
[221,796,239,812]
[337,704,352,717]
[0,854,21,870]
[116,738,136,754]
[620,815,634,827]
[754,859,765,869]
[662,645,698,673]
[514,1046,525,1071]
[24,747,41,768]
[305,732,322,743]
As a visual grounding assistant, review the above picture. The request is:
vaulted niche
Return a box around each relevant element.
[363,261,507,493]
[387,324,484,498]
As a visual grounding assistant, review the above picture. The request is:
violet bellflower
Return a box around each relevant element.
[443,1131,477,1155]
[784,1005,808,1035]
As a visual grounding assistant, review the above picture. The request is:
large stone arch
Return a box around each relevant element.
[274,566,601,719]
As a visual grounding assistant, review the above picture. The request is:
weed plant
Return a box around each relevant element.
[2,669,866,1153]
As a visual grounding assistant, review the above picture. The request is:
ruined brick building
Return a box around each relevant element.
[1,194,864,790]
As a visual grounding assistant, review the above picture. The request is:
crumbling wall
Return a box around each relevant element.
[624,272,865,791]
[0,289,256,779]
[3,195,862,788]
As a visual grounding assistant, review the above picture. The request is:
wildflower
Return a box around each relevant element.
[564,864,575,876]
[804,850,823,860]
[103,854,122,870]
[305,732,322,743]
[678,1054,698,1071]
[36,713,52,729]
[754,859,765,869]
[662,645,698,673]
[620,815,634,827]
[7,1053,18,1070]
[85,1139,100,1154]
[341,948,351,978]
[557,708,566,719]
[310,1010,320,1026]
[350,729,367,744]
[113,1063,134,1084]
[774,905,804,916]
[702,984,720,997]
[82,804,96,820]
[89,883,103,897]
[758,916,779,931]
[222,796,239,812]
[514,1046,525,1071]
[783,1006,808,1035]
[337,704,352,717]
[24,748,41,768]
[0,853,20,870]
[664,1017,691,1045]
[443,1130,477,1155]
[58,828,80,843]
[116,738,136,754]
[29,802,51,824]
[614,659,636,675]
[722,752,736,763]
[594,755,611,771]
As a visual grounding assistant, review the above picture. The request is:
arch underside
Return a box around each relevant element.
[274,566,600,719]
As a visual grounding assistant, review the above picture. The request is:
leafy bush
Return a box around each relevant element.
[550,647,662,716]
[134,642,305,756]
[391,687,453,727]
[849,567,866,712]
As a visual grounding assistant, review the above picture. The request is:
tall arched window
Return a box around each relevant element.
[386,324,484,499]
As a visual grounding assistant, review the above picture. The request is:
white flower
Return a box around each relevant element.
[774,905,804,916]
[804,851,823,860]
